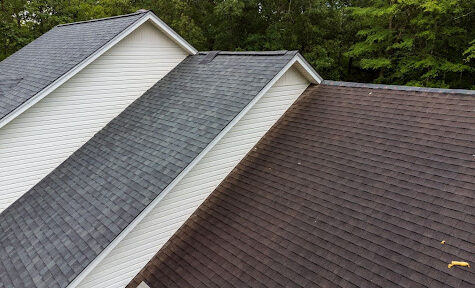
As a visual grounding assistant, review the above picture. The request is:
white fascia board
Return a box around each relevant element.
[0,12,197,130]
[294,53,323,84]
[147,12,198,55]
[66,54,310,288]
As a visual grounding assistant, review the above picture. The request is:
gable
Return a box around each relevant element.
[0,20,188,213]
[0,12,147,125]
[0,11,196,129]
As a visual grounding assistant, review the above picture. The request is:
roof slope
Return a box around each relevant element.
[129,83,475,288]
[0,51,297,288]
[0,11,148,122]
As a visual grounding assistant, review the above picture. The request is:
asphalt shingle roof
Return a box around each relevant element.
[129,83,475,288]
[0,51,297,288]
[0,11,148,121]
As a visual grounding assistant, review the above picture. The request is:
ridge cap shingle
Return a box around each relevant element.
[199,50,292,56]
[322,80,475,95]
[55,10,149,27]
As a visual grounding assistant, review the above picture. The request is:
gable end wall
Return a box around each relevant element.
[76,66,310,288]
[0,21,188,212]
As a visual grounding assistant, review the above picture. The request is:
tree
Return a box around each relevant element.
[0,0,473,88]
[0,0,29,60]
[346,0,474,88]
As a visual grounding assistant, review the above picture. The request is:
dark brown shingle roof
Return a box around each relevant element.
[129,83,475,288]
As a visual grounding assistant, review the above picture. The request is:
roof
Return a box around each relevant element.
[323,80,475,94]
[0,51,300,288]
[0,10,197,129]
[129,83,475,288]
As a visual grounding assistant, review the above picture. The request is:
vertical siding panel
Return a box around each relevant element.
[0,22,188,212]
[77,66,309,288]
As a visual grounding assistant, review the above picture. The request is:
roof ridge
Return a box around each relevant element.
[322,80,475,95]
[56,10,149,27]
[199,50,292,56]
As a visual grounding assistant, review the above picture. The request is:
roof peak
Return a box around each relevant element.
[56,10,149,27]
[322,80,474,95]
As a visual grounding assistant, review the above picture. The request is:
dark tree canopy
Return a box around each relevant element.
[1,0,473,88]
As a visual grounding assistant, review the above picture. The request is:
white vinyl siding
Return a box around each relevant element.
[0,21,188,212]
[137,282,150,288]
[76,66,309,288]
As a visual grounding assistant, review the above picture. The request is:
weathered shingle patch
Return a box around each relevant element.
[129,84,475,288]
[0,11,148,121]
[0,77,23,97]
[0,51,297,288]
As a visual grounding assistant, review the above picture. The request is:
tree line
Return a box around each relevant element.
[1,0,473,88]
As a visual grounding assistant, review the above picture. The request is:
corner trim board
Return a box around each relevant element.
[0,12,197,129]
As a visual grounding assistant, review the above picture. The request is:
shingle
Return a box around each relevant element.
[0,11,148,121]
[128,84,475,288]
[0,51,296,288]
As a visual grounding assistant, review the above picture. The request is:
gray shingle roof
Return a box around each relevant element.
[0,77,23,98]
[0,11,148,121]
[0,51,297,288]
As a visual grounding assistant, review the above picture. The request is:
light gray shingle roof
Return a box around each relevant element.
[0,11,148,121]
[0,51,297,288]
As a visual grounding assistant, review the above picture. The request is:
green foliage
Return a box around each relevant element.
[0,0,473,88]
[347,0,474,88]
[464,40,475,62]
